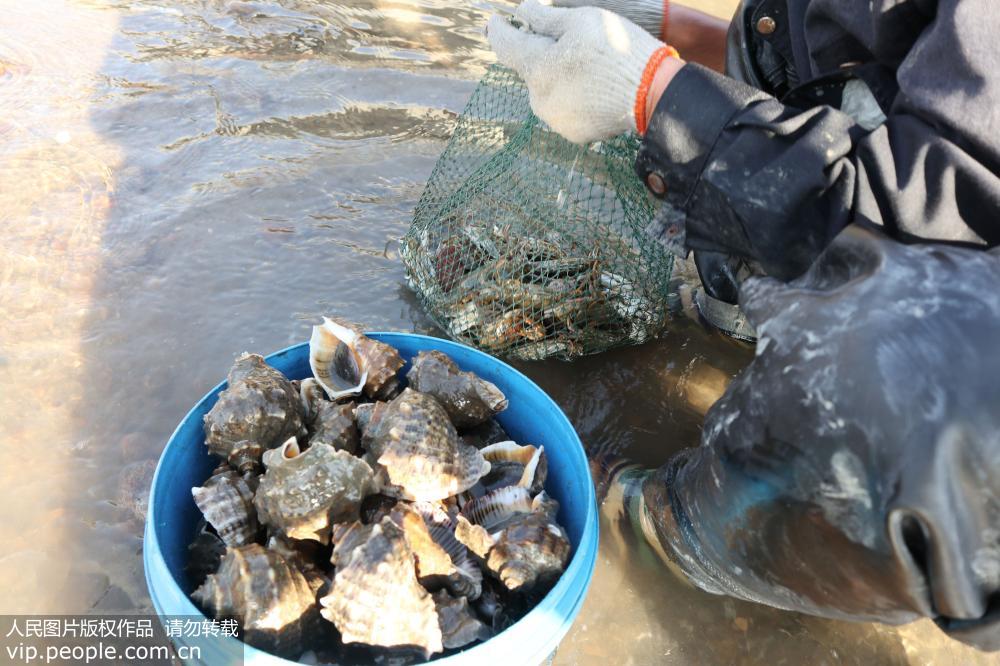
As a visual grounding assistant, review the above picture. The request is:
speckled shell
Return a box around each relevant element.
[351,331,405,400]
[353,402,383,439]
[309,400,359,453]
[227,440,266,476]
[319,517,443,658]
[363,389,491,501]
[254,441,375,544]
[433,590,492,649]
[191,468,259,547]
[461,485,533,531]
[192,543,318,656]
[405,350,508,428]
[479,441,547,495]
[486,512,570,592]
[309,318,403,401]
[203,353,304,472]
[390,503,482,600]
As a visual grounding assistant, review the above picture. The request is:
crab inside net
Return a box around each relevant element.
[402,66,674,361]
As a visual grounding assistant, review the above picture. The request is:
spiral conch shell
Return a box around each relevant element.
[461,485,534,531]
[405,350,508,428]
[320,517,443,658]
[300,377,361,452]
[191,468,259,547]
[486,512,571,592]
[414,502,486,600]
[309,318,404,400]
[455,493,570,592]
[360,389,490,501]
[192,544,318,656]
[478,441,548,495]
[351,329,405,400]
[254,438,375,543]
[203,353,304,474]
[310,400,360,453]
[389,502,482,600]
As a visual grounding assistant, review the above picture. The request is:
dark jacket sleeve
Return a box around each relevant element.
[640,226,1000,651]
[637,0,1000,280]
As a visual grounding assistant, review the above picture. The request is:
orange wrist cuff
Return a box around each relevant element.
[634,45,680,136]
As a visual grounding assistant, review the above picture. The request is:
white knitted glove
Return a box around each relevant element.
[548,0,665,39]
[488,0,666,144]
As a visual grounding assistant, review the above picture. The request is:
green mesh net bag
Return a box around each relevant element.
[402,65,674,360]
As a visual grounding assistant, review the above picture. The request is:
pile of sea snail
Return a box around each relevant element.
[188,318,571,661]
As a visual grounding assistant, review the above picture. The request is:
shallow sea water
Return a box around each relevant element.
[0,0,995,663]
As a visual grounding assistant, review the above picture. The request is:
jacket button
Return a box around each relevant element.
[756,16,776,35]
[646,172,666,195]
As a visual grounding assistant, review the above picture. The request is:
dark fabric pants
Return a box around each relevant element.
[641,225,1000,651]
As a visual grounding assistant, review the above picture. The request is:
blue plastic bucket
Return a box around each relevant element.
[144,333,599,664]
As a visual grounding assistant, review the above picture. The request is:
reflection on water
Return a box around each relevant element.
[0,0,992,662]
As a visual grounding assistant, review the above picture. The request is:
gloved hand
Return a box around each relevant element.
[547,0,666,39]
[487,0,675,144]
